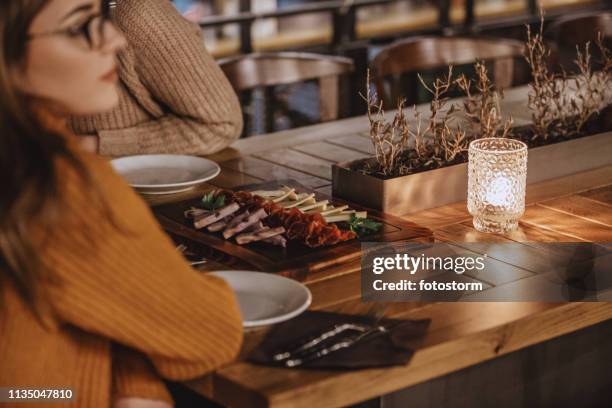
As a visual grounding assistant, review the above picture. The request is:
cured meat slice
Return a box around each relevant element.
[223,208,268,239]
[194,203,240,229]
[184,208,208,219]
[235,227,286,245]
[207,216,231,232]
[223,210,250,232]
[263,235,287,247]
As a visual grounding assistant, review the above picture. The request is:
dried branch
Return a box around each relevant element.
[362,68,468,176]
[524,13,561,140]
[360,70,411,175]
[456,61,513,139]
[524,12,612,140]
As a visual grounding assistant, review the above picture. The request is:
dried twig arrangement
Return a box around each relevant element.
[524,14,567,140]
[571,33,612,131]
[417,67,468,166]
[360,68,468,177]
[456,61,513,139]
[524,14,612,140]
[358,16,611,179]
[361,70,411,175]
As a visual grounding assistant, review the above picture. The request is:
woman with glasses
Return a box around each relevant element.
[0,1,243,407]
[69,0,243,156]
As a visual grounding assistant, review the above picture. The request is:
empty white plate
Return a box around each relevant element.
[111,154,220,194]
[209,271,312,328]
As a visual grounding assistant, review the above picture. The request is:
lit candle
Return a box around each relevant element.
[467,138,528,233]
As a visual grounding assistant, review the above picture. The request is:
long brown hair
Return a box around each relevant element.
[0,0,91,313]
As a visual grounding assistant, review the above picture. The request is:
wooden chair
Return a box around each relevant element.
[219,52,354,136]
[546,12,612,48]
[545,13,611,73]
[370,36,526,105]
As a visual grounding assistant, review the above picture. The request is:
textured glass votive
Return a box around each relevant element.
[467,138,528,233]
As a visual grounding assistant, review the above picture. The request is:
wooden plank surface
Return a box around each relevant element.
[221,156,329,189]
[212,302,612,408]
[521,205,612,242]
[252,148,335,180]
[185,181,612,407]
[292,141,369,163]
[135,84,612,407]
[183,182,611,407]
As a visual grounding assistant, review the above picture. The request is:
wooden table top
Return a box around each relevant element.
[145,85,612,408]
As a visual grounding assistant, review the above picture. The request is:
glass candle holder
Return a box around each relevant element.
[467,138,528,233]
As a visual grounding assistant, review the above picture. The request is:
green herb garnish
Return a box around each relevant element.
[348,214,382,235]
[201,191,226,211]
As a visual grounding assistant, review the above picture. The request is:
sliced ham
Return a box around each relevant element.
[184,207,208,219]
[224,210,250,231]
[207,216,231,232]
[244,221,265,233]
[263,235,287,247]
[193,203,240,229]
[235,227,286,245]
[223,208,267,239]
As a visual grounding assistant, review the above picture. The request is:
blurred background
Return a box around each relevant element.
[170,0,611,136]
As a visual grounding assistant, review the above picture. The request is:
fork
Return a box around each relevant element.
[272,323,370,362]
[283,324,388,367]
[176,244,208,266]
[273,303,389,363]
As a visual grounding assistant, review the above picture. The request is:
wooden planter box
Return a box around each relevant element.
[332,131,612,215]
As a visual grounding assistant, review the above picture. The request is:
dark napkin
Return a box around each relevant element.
[248,310,431,369]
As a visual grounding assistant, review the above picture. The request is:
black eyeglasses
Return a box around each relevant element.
[28,7,113,50]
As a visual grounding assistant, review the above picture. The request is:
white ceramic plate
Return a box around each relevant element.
[209,271,312,328]
[111,154,220,194]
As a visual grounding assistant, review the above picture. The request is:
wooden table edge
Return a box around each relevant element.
[210,302,612,408]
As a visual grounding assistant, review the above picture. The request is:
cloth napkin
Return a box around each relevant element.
[248,310,431,369]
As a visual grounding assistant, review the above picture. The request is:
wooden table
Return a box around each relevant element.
[146,86,612,407]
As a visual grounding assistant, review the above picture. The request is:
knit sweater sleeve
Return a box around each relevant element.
[97,0,243,156]
[42,152,243,381]
[112,344,173,403]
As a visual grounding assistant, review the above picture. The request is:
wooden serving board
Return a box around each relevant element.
[154,180,433,280]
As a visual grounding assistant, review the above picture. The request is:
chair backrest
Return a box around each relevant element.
[370,36,525,105]
[219,52,354,128]
[546,12,612,48]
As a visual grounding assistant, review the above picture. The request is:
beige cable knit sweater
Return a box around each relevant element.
[70,0,243,157]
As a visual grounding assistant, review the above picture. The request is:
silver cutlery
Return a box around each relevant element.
[273,303,390,364]
[176,244,208,266]
[273,323,370,361]
[283,324,388,367]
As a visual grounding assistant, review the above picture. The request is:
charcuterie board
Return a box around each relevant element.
[153,180,433,280]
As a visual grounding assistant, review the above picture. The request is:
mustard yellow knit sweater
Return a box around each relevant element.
[0,135,243,406]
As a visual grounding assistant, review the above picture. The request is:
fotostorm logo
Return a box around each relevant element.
[371,253,487,275]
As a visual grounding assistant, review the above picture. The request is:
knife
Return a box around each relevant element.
[283,324,388,367]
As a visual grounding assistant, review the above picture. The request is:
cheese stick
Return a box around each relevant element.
[280,193,315,208]
[272,188,296,203]
[320,205,349,216]
[298,200,328,212]
[250,190,286,198]
[324,211,368,223]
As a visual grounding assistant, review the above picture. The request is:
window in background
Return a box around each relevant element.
[272,0,332,51]
[449,0,527,24]
[474,0,527,20]
[173,1,333,57]
[173,0,223,51]
[356,1,439,39]
[539,0,600,11]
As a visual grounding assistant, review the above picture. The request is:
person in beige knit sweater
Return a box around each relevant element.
[70,0,243,157]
